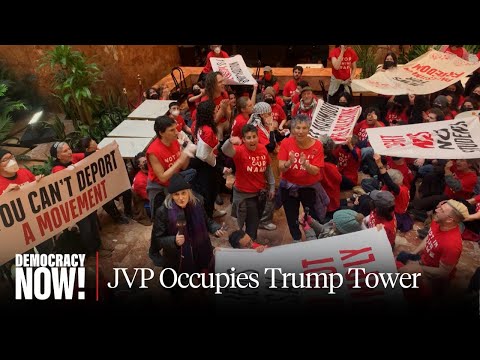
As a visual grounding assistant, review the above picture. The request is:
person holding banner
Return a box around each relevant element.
[222,124,275,241]
[277,114,327,242]
[199,45,229,84]
[50,142,102,256]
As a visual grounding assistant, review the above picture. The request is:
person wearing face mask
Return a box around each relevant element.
[258,66,280,94]
[168,102,192,136]
[199,45,229,83]
[0,148,41,195]
[187,82,205,117]
[263,86,286,131]
[459,97,478,113]
[145,87,160,100]
[376,51,398,72]
[336,92,353,107]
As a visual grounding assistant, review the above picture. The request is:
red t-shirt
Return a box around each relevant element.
[51,153,85,173]
[354,120,385,144]
[271,103,286,124]
[197,125,219,156]
[256,127,270,147]
[0,168,36,194]
[232,143,270,193]
[333,146,361,185]
[292,93,318,105]
[200,91,229,124]
[202,50,229,74]
[421,220,462,278]
[146,138,181,186]
[321,162,342,212]
[387,158,414,188]
[132,170,148,200]
[278,137,324,185]
[368,210,397,246]
[385,109,409,125]
[444,165,477,199]
[283,79,299,98]
[329,47,359,80]
[440,46,468,60]
[382,184,410,214]
[231,113,249,138]
[174,115,186,133]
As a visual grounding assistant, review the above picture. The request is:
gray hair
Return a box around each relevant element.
[164,189,199,209]
[387,168,403,185]
[290,114,311,129]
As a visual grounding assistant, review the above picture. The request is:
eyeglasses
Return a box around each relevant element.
[0,155,15,164]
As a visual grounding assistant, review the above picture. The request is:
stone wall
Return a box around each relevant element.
[0,45,180,110]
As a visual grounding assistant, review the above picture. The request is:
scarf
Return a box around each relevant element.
[299,98,317,112]
[248,114,270,139]
[167,201,213,273]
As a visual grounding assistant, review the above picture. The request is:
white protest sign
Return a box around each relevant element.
[210,55,257,86]
[366,116,480,159]
[0,142,131,265]
[215,228,404,311]
[353,50,480,95]
[309,99,362,143]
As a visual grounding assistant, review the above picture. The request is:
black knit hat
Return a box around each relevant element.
[167,173,191,194]
[0,148,12,160]
[50,142,65,158]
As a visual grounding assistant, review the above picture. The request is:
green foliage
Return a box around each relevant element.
[464,45,480,55]
[39,45,102,129]
[398,45,440,64]
[352,45,377,79]
[24,156,55,176]
[0,83,27,143]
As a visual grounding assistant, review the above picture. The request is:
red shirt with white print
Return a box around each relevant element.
[197,125,219,156]
[278,137,324,186]
[146,138,181,186]
[174,115,186,133]
[421,220,462,278]
[329,47,359,81]
[385,109,408,125]
[232,143,270,193]
[283,79,299,98]
[333,146,361,185]
[271,103,286,124]
[353,120,385,144]
[0,168,35,194]
[368,210,397,246]
[202,50,229,74]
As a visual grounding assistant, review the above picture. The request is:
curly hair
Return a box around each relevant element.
[194,100,217,135]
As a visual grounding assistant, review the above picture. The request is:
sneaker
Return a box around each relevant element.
[259,223,277,231]
[213,209,226,218]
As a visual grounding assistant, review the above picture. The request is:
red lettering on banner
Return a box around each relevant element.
[22,222,36,245]
[339,247,376,267]
[406,132,434,148]
[380,135,407,148]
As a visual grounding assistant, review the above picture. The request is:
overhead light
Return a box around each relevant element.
[28,110,44,125]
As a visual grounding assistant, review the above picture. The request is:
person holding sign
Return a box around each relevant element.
[50,142,101,256]
[277,114,327,242]
[328,45,358,104]
[222,124,275,242]
[150,173,225,270]
[199,45,229,84]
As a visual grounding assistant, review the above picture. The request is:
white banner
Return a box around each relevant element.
[366,117,480,159]
[0,142,131,265]
[215,228,404,310]
[353,50,480,95]
[210,55,257,86]
[309,100,362,143]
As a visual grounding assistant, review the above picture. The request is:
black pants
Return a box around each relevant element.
[340,176,356,191]
[281,187,318,240]
[190,159,221,218]
[77,212,101,255]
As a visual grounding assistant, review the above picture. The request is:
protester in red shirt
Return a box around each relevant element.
[263,86,286,129]
[130,152,152,226]
[168,101,192,135]
[444,159,478,200]
[222,124,275,241]
[439,45,469,60]
[364,190,397,248]
[328,45,358,103]
[400,199,468,296]
[258,66,280,94]
[231,96,254,138]
[201,71,231,140]
[50,141,101,256]
[278,114,327,242]
[333,135,361,190]
[199,45,229,83]
[291,86,317,120]
[0,149,38,195]
[387,157,414,188]
[282,65,304,102]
